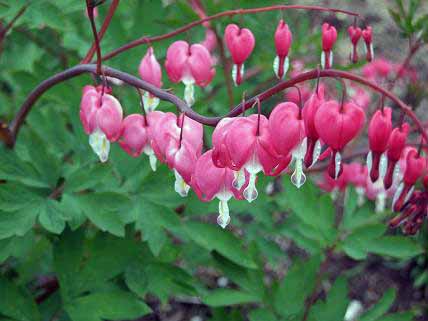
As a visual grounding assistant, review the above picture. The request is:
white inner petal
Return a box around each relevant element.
[217,200,231,229]
[243,173,258,203]
[184,82,195,107]
[173,169,190,197]
[273,55,280,78]
[356,187,365,206]
[311,139,322,168]
[329,50,334,67]
[89,129,110,163]
[233,169,246,190]
[366,151,373,173]
[334,151,342,179]
[143,145,157,171]
[142,91,160,113]
[379,153,388,180]
[320,51,326,69]
[290,138,308,188]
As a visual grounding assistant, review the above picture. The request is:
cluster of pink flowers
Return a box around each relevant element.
[78,20,427,233]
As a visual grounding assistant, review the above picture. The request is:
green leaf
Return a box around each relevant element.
[134,199,182,256]
[360,288,396,321]
[0,276,41,321]
[38,199,66,234]
[125,261,198,304]
[65,290,151,321]
[78,192,129,237]
[370,236,424,259]
[307,277,349,321]
[341,224,387,260]
[203,289,261,307]
[184,221,257,269]
[377,312,415,321]
[248,308,277,321]
[274,255,321,318]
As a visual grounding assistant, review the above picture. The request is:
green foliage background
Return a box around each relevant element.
[0,0,427,320]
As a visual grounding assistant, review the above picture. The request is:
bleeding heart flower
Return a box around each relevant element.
[150,112,203,196]
[362,26,374,62]
[224,24,255,86]
[390,175,428,234]
[392,148,426,212]
[201,29,218,52]
[302,86,325,168]
[211,114,279,202]
[367,107,392,183]
[79,85,123,162]
[273,20,292,79]
[138,47,163,112]
[314,100,366,179]
[165,40,216,106]
[269,102,307,187]
[383,123,410,190]
[321,23,337,69]
[118,113,160,171]
[348,25,362,63]
[192,150,247,228]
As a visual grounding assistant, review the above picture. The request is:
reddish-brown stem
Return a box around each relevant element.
[387,40,423,91]
[0,4,28,38]
[214,29,234,109]
[101,5,359,61]
[81,0,120,64]
[2,65,427,149]
[86,0,102,74]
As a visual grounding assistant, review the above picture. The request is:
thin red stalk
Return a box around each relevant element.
[86,0,102,74]
[2,66,427,149]
[0,4,28,38]
[101,5,359,61]
[387,40,423,91]
[81,0,120,64]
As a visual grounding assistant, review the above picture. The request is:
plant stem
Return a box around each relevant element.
[2,66,427,148]
[85,0,103,74]
[81,0,120,64]
[0,4,28,38]
[101,5,359,61]
[302,248,333,321]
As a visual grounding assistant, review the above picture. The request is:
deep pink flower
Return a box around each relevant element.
[321,23,337,69]
[348,25,362,63]
[211,114,279,202]
[362,26,374,62]
[367,107,392,182]
[302,86,325,168]
[79,85,123,162]
[224,24,255,86]
[269,102,307,187]
[393,148,426,212]
[273,20,292,79]
[192,150,247,228]
[119,114,148,157]
[150,112,203,196]
[390,176,428,234]
[165,40,215,106]
[314,100,366,179]
[138,47,162,112]
[384,123,410,190]
[201,29,218,52]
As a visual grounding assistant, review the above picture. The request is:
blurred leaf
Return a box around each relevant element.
[203,289,261,307]
[274,255,321,318]
[370,236,424,259]
[0,276,40,321]
[360,288,396,321]
[184,221,257,269]
[307,277,348,321]
[65,290,151,321]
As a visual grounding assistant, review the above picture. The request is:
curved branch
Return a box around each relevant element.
[3,65,427,150]
[101,4,360,61]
